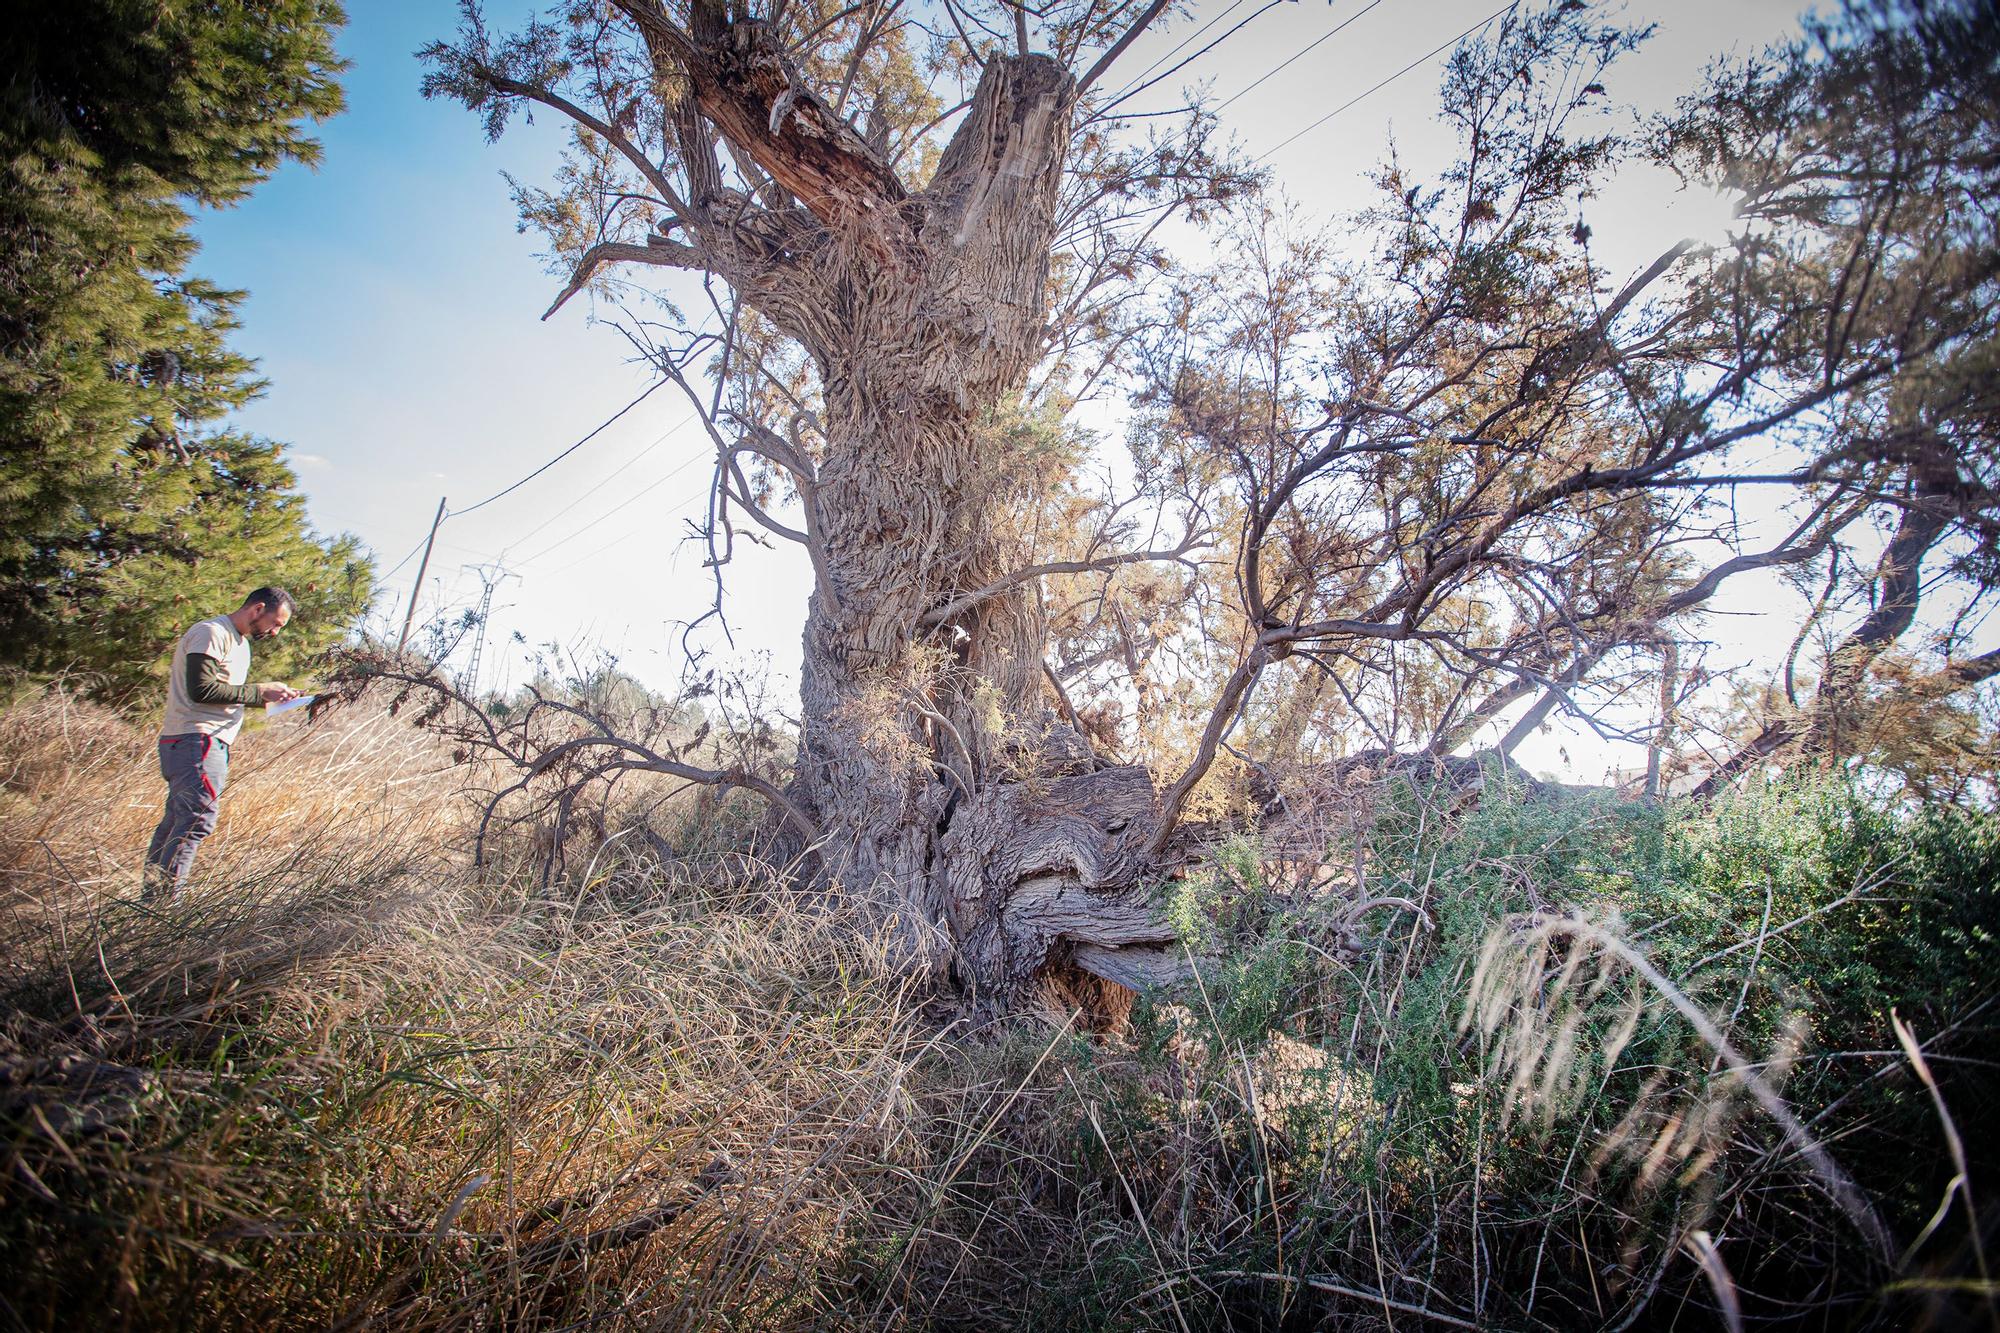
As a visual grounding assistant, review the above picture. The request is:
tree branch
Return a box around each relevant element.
[525,734,819,843]
[919,531,1204,629]
[612,0,909,234]
[1075,0,1170,96]
[1145,640,1277,856]
[542,240,709,319]
[472,67,694,219]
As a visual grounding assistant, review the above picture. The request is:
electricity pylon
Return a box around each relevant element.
[460,561,519,699]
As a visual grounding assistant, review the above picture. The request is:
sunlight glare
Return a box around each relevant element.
[1664,185,1743,249]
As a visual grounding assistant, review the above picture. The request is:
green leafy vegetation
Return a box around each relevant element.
[1107,772,2000,1328]
[0,1,371,701]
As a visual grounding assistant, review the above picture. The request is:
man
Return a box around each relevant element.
[143,587,299,897]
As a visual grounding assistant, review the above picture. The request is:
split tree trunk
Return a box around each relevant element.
[743,51,1180,1009]
[528,7,1192,1010]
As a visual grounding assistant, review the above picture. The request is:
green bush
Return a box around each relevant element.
[1116,773,2000,1328]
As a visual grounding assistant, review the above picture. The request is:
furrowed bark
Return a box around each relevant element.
[634,15,1161,1002]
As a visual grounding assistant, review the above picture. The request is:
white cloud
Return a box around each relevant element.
[292,452,333,470]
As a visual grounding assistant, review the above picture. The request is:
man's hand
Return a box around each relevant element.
[258,682,299,705]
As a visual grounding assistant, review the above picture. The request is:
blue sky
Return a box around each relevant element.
[193,2,734,662]
[196,0,1822,778]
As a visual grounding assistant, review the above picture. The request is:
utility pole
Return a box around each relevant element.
[460,561,520,699]
[396,496,448,655]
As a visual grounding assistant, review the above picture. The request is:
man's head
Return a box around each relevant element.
[240,586,295,640]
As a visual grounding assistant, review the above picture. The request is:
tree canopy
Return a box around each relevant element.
[413,0,1999,1006]
[1131,0,2000,816]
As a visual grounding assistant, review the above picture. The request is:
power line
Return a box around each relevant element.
[1258,0,1517,162]
[377,532,430,582]
[446,375,669,519]
[1105,0,1250,101]
[507,407,700,547]
[1213,0,1387,113]
[549,489,710,577]
[1097,0,1288,116]
[516,448,713,568]
[371,382,683,607]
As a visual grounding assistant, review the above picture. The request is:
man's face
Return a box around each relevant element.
[248,601,291,640]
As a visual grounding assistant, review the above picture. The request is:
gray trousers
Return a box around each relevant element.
[145,733,230,891]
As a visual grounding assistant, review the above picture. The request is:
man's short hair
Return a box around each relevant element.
[244,585,296,615]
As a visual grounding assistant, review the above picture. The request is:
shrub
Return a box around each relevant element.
[1129,773,2000,1328]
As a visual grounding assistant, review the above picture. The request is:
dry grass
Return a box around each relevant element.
[1,691,1992,1331]
[0,692,941,1329]
[0,685,464,898]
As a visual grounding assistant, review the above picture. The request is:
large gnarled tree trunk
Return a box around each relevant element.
[606,11,1178,1008]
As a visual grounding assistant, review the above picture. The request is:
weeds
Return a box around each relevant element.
[1,691,1994,1329]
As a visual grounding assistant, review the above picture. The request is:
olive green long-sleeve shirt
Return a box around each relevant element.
[185,652,261,706]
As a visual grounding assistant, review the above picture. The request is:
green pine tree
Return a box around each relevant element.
[0,0,372,703]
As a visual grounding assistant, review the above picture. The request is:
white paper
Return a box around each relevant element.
[266,694,316,717]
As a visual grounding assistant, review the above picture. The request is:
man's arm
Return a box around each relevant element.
[185,653,262,707]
